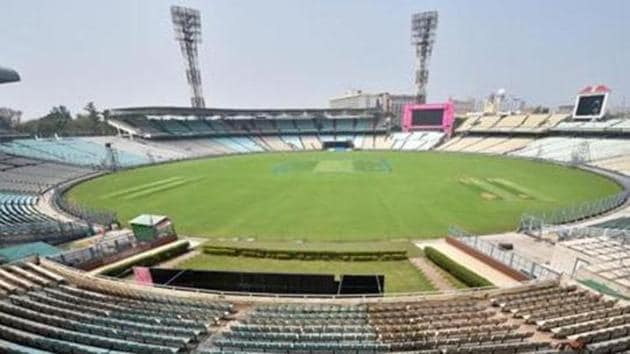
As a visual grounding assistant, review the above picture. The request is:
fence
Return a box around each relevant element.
[54,179,118,227]
[448,226,560,281]
[56,196,118,227]
[519,191,629,234]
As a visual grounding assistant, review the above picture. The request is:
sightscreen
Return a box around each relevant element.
[148,268,384,295]
[575,94,605,117]
[411,108,444,126]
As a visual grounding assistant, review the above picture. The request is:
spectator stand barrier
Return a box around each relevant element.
[519,191,629,235]
[447,226,561,281]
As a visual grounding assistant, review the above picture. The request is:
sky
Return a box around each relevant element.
[1,0,629,120]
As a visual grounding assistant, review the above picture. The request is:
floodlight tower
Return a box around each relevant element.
[171,5,206,108]
[411,11,438,104]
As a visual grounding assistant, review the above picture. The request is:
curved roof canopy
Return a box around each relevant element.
[0,66,20,84]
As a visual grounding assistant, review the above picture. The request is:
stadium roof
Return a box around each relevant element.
[0,66,20,84]
[109,106,383,118]
[129,214,169,226]
[0,242,61,263]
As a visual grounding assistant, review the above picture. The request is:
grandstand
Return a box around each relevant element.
[0,192,51,225]
[3,2,630,350]
[0,138,150,168]
[0,109,628,352]
[2,62,630,353]
[0,259,625,353]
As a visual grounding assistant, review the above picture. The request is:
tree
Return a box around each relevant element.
[84,102,101,123]
[15,103,116,137]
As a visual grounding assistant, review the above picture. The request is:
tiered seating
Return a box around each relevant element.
[398,132,444,151]
[519,114,550,129]
[0,192,51,226]
[261,136,292,151]
[0,159,93,194]
[0,221,90,247]
[480,138,532,154]
[6,259,629,353]
[0,138,149,167]
[280,136,303,150]
[542,114,569,128]
[563,236,630,263]
[391,133,412,150]
[83,136,186,162]
[492,115,528,130]
[212,138,250,154]
[511,137,630,163]
[213,303,384,352]
[212,296,553,353]
[593,155,630,175]
[469,115,502,132]
[373,135,393,149]
[459,137,508,153]
[594,217,630,230]
[552,118,628,132]
[456,114,568,133]
[0,261,234,354]
[491,284,630,353]
[438,137,485,152]
[300,135,322,150]
[231,137,264,153]
[369,298,547,353]
[455,116,481,133]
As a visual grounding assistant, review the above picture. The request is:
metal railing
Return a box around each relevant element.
[519,191,629,234]
[449,226,561,281]
[53,178,118,227]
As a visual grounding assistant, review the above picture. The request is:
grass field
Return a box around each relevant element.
[68,151,621,241]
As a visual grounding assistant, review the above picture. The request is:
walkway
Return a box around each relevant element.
[408,257,455,291]
[415,239,521,287]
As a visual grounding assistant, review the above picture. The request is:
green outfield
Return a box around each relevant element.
[68,151,621,241]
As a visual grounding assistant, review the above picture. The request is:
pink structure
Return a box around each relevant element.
[401,101,455,135]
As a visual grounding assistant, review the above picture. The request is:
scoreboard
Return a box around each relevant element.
[402,101,455,134]
[572,85,610,120]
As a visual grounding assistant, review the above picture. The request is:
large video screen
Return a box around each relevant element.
[575,94,606,117]
[411,108,444,126]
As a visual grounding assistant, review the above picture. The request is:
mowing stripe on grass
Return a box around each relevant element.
[487,178,553,202]
[459,177,518,201]
[122,177,202,200]
[101,176,183,199]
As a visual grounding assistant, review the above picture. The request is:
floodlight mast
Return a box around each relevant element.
[171,5,206,108]
[411,11,438,104]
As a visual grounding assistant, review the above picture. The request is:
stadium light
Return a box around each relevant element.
[171,5,206,108]
[411,11,438,104]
